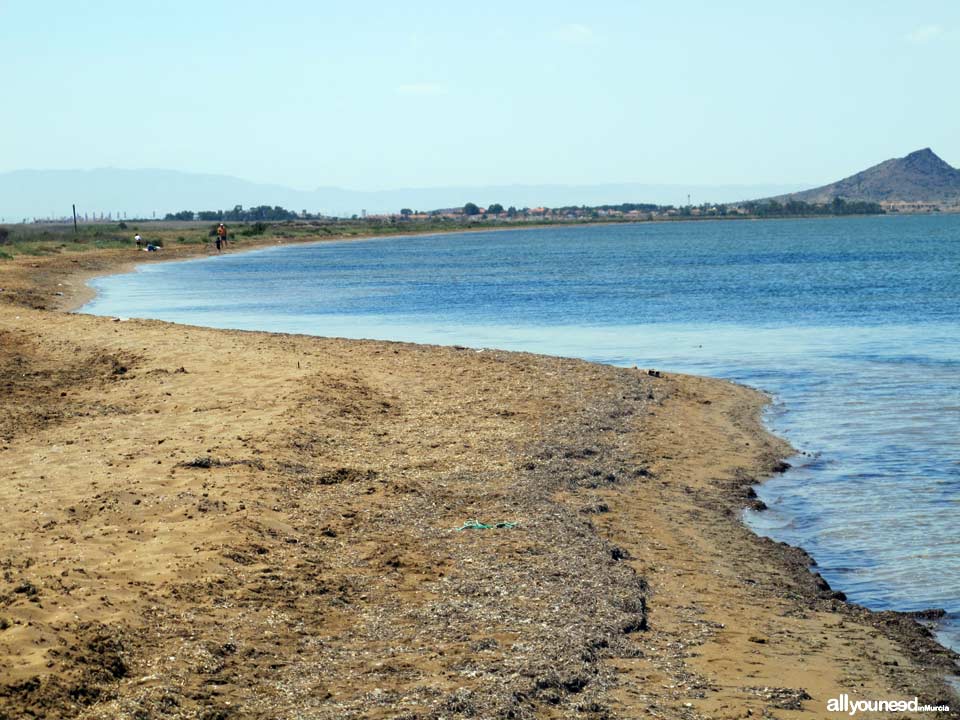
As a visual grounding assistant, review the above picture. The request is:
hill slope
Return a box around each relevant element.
[770,148,960,204]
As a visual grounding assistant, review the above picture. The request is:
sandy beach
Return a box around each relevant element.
[0,244,956,719]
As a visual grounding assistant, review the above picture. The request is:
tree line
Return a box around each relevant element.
[165,205,301,222]
[161,198,885,225]
[738,198,883,217]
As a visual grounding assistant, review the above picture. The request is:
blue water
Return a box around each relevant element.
[83,216,960,651]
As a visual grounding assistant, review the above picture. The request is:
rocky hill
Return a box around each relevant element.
[769,148,960,205]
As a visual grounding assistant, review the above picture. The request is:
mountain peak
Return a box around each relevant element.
[768,148,960,205]
[902,147,953,172]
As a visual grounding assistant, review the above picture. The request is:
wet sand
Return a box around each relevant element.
[0,247,956,719]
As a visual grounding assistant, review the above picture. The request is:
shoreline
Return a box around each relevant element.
[57,223,592,314]
[1,247,957,718]
[69,230,960,652]
[3,211,927,315]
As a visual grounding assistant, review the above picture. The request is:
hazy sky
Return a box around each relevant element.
[2,1,957,190]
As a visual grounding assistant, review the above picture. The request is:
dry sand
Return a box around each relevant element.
[0,246,956,719]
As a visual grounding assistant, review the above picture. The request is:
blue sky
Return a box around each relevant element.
[2,1,957,190]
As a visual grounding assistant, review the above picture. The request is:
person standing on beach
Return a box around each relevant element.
[216,223,227,252]
[134,233,142,249]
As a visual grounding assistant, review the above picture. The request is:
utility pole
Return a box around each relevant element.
[72,204,78,234]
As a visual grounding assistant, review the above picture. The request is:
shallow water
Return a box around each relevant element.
[83,215,960,650]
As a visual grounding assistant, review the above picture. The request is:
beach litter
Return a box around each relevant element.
[455,519,518,531]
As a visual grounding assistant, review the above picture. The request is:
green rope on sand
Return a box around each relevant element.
[455,519,518,531]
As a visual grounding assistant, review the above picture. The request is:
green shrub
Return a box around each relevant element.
[241,222,267,236]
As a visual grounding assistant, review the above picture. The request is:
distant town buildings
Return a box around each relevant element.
[27,195,958,228]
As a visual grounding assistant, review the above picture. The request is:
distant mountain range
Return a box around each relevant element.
[765,148,960,205]
[0,168,803,221]
[5,150,957,221]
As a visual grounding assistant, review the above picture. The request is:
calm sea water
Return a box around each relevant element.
[83,216,960,651]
